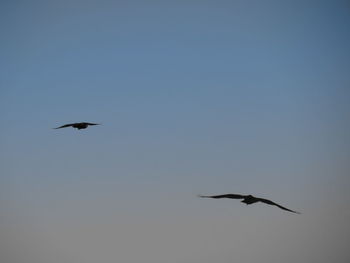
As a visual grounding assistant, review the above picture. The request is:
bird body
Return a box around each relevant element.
[199,193,300,214]
[240,195,257,205]
[54,122,100,130]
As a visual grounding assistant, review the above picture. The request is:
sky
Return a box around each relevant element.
[1,0,350,262]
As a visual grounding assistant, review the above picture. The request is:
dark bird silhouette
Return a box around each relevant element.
[54,122,100,130]
[198,194,300,214]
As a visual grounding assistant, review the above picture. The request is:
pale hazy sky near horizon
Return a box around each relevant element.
[1,0,350,263]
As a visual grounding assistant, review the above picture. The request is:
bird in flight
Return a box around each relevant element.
[198,194,300,214]
[54,122,100,130]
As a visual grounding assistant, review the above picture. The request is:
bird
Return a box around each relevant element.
[54,122,100,130]
[198,194,300,214]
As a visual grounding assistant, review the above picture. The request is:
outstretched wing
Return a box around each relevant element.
[257,198,300,214]
[83,122,100,126]
[198,194,245,199]
[53,123,76,129]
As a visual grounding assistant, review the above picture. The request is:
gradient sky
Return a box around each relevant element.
[1,1,350,263]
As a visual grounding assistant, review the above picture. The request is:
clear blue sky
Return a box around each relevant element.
[1,1,350,263]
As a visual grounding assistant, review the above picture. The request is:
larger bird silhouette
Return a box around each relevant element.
[54,122,100,130]
[198,194,300,214]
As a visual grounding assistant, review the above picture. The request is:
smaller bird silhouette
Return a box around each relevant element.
[54,122,100,130]
[198,194,300,214]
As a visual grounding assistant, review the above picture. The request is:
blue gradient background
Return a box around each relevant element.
[1,1,349,262]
